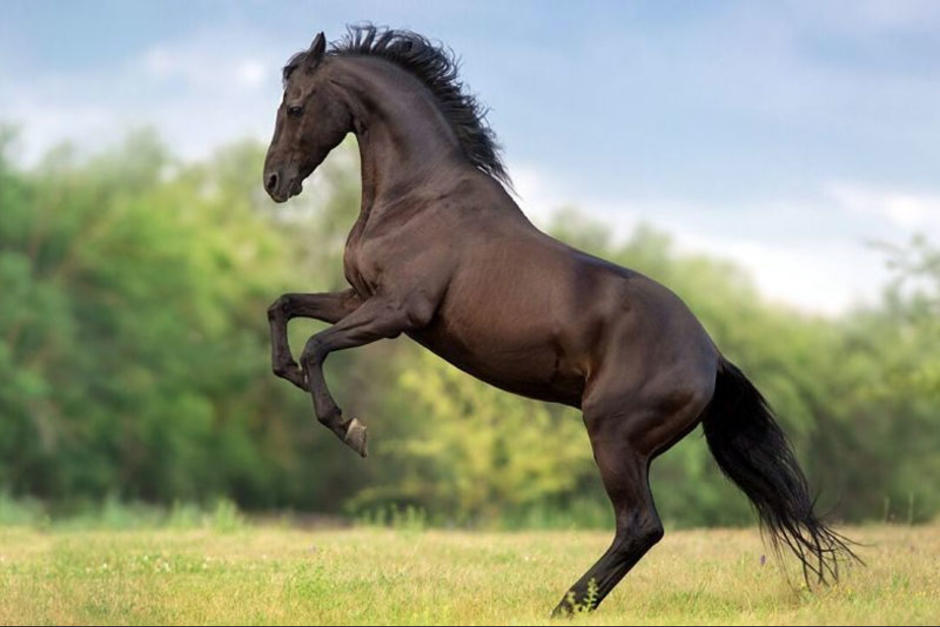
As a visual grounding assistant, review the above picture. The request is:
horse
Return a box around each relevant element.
[262,25,855,614]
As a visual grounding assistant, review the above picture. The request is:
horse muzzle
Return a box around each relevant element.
[263,167,303,203]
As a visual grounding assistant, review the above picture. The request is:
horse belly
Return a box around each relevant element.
[407,310,585,407]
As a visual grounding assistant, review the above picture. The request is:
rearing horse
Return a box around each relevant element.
[263,25,854,614]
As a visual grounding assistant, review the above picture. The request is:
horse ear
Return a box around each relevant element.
[307,32,326,69]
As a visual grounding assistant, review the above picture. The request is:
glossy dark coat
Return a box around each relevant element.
[262,26,854,614]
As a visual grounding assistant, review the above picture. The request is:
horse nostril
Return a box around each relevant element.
[266,172,279,193]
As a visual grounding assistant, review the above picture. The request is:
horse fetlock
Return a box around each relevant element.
[317,403,343,428]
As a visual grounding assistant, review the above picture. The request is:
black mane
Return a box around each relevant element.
[283,24,509,186]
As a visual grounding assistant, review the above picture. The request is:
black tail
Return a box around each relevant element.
[703,357,859,585]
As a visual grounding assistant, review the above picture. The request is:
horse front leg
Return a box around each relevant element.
[298,295,431,457]
[267,289,363,390]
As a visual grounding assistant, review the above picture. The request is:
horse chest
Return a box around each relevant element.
[343,238,388,297]
[342,247,369,296]
[343,211,415,296]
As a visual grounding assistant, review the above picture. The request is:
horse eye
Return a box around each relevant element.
[287,105,304,117]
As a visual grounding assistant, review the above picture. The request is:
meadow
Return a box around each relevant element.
[1,521,936,625]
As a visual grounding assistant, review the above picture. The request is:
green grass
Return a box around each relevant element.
[0,523,937,625]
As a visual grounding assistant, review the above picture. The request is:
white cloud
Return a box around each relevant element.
[0,28,285,164]
[140,41,271,91]
[826,181,940,231]
[236,60,266,88]
[509,162,573,227]
[671,231,886,315]
[144,48,175,77]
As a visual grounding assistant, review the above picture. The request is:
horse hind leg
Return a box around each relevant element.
[552,381,712,615]
[551,446,662,616]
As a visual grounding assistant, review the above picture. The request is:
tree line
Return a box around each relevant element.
[1,129,937,527]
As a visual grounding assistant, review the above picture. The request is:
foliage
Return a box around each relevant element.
[0,130,937,526]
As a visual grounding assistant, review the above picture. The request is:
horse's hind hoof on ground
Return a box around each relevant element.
[344,418,368,457]
[550,603,573,618]
[550,592,587,618]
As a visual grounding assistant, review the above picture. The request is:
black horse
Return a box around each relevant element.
[263,25,855,614]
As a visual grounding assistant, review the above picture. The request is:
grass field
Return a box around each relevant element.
[0,522,937,625]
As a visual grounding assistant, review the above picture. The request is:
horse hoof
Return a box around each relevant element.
[344,418,368,457]
[550,602,573,618]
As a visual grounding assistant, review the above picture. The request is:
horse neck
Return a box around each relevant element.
[331,56,466,211]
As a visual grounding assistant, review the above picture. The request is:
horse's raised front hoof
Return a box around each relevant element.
[343,418,368,457]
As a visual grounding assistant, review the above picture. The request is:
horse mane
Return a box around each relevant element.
[283,24,510,187]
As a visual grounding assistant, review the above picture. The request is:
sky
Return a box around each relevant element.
[2,0,939,314]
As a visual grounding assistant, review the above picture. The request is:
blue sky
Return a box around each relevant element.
[3,1,939,313]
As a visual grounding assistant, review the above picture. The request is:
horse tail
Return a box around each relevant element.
[702,356,859,584]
